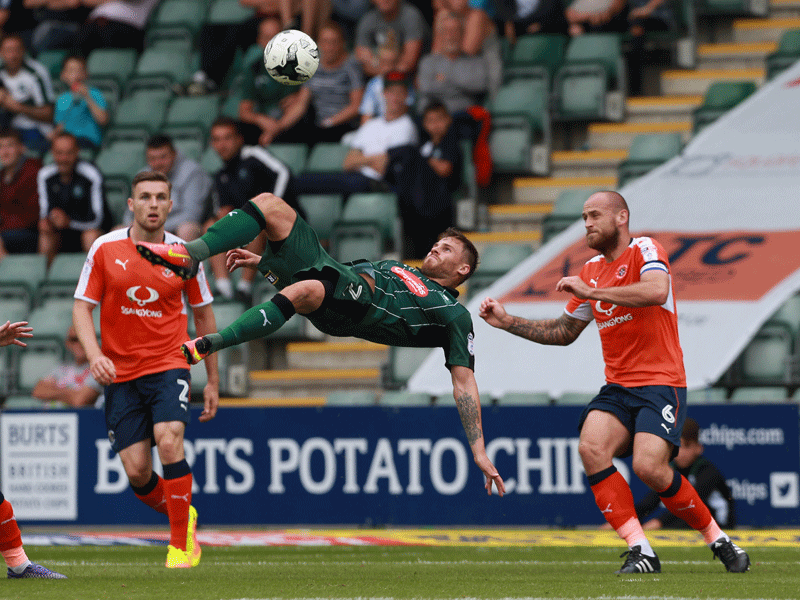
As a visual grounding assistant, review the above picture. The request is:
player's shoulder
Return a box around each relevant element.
[631,236,666,263]
[85,228,130,259]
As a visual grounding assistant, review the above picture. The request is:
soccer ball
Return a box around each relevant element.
[263,29,319,86]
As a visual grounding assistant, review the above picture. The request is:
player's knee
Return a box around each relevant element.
[252,192,285,215]
[632,458,666,489]
[578,438,610,471]
[281,280,326,314]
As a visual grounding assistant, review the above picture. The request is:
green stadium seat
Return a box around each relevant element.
[131,47,194,87]
[201,145,224,174]
[206,0,255,24]
[379,391,431,406]
[505,34,567,83]
[468,243,534,298]
[736,321,793,385]
[267,143,309,175]
[729,386,787,403]
[542,187,602,242]
[329,226,382,263]
[698,0,768,17]
[37,253,86,303]
[381,346,434,389]
[170,134,205,161]
[769,293,800,337]
[1,297,30,325]
[0,254,48,304]
[110,88,171,135]
[37,49,69,80]
[692,81,756,133]
[105,178,131,226]
[330,192,400,261]
[15,348,62,395]
[766,29,800,80]
[298,194,344,241]
[148,0,208,43]
[553,34,625,122]
[164,95,221,139]
[686,387,728,404]
[95,140,147,182]
[617,133,682,187]
[496,392,552,406]
[86,48,138,89]
[326,390,377,406]
[304,142,350,173]
[27,298,75,347]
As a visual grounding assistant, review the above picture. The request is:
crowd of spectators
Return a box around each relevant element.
[0,0,678,289]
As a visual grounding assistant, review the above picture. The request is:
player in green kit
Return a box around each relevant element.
[136,192,505,496]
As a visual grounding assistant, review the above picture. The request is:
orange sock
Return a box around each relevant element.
[588,467,649,550]
[132,473,168,516]
[163,473,192,551]
[0,500,27,567]
[658,472,718,540]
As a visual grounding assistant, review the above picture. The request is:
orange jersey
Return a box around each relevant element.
[564,237,686,387]
[75,229,213,382]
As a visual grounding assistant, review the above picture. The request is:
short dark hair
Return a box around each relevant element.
[211,116,242,136]
[0,127,22,143]
[147,134,175,151]
[132,170,171,195]
[422,101,450,119]
[62,55,86,69]
[439,227,479,282]
[681,417,700,444]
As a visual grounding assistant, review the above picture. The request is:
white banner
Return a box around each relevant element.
[1,413,79,520]
[410,61,800,397]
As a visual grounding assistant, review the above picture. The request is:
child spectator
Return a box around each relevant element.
[51,56,108,150]
[359,39,416,124]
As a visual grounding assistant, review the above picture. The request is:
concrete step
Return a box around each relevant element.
[696,41,777,70]
[625,95,704,124]
[587,121,693,150]
[512,176,617,204]
[733,17,800,42]
[771,0,800,18]
[550,149,627,178]
[249,367,381,397]
[286,340,388,370]
[660,68,765,95]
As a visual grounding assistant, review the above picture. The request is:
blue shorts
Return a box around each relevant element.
[104,369,191,453]
[578,383,687,459]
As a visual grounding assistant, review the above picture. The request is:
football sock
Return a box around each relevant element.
[205,293,296,353]
[0,499,28,568]
[588,466,653,556]
[214,277,234,300]
[162,461,192,552]
[236,279,253,294]
[658,471,720,542]
[131,471,168,516]
[185,200,266,261]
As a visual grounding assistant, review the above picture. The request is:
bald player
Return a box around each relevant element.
[479,191,750,575]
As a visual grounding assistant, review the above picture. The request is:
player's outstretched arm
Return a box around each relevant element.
[450,365,505,496]
[0,320,32,347]
[73,299,116,386]
[192,303,219,422]
[479,297,588,346]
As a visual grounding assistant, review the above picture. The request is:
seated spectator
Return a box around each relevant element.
[0,34,54,155]
[272,0,331,38]
[496,0,567,41]
[37,132,106,264]
[73,0,160,56]
[51,56,108,150]
[238,16,301,145]
[626,0,674,96]
[207,117,301,303]
[122,135,212,242]
[358,38,416,124]
[0,128,41,260]
[330,0,371,40]
[32,325,102,408]
[565,0,627,36]
[355,0,430,78]
[297,71,417,198]
[0,0,39,48]
[270,20,364,145]
[395,101,461,259]
[26,0,92,55]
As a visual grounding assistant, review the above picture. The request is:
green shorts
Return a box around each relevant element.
[256,215,374,337]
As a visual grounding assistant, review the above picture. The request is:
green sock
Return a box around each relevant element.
[184,202,265,261]
[206,299,289,353]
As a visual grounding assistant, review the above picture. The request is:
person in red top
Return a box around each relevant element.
[72,171,219,569]
[0,128,41,260]
[480,191,750,575]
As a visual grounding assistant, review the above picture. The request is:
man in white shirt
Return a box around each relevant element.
[297,71,418,197]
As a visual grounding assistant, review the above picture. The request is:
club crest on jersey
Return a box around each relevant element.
[616,266,627,279]
[391,266,428,297]
[263,271,279,285]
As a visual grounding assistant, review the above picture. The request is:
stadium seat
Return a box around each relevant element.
[379,391,431,406]
[147,0,207,46]
[15,348,63,395]
[542,188,602,242]
[86,48,139,89]
[37,49,69,80]
[267,143,309,175]
[95,139,147,182]
[326,390,377,406]
[467,243,534,298]
[553,34,625,122]
[110,88,171,136]
[170,134,205,160]
[131,47,194,88]
[617,133,682,187]
[26,299,74,348]
[37,253,87,303]
[769,293,800,337]
[206,0,255,24]
[488,116,538,175]
[329,226,382,263]
[729,386,787,403]
[164,95,221,139]
[330,192,401,261]
[737,321,793,385]
[381,346,434,390]
[1,297,29,325]
[686,387,728,403]
[766,29,800,81]
[298,194,344,241]
[0,254,48,304]
[504,34,567,83]
[697,0,768,17]
[304,142,350,173]
[692,81,756,133]
[105,178,131,226]
[496,392,552,406]
[201,145,224,174]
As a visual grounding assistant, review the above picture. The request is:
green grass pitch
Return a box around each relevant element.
[3,545,799,600]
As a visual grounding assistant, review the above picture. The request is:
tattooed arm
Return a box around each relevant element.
[479,297,589,345]
[451,365,505,496]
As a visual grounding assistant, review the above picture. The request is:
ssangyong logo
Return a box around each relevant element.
[391,266,428,297]
[123,286,162,318]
